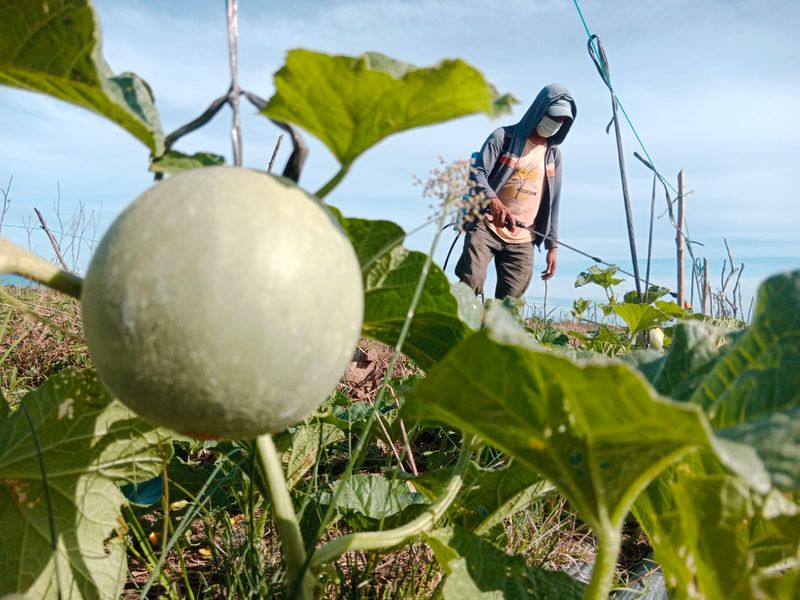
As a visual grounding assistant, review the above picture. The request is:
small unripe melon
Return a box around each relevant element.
[649,327,665,351]
[81,166,364,439]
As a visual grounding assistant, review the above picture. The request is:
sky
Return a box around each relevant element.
[1,0,798,315]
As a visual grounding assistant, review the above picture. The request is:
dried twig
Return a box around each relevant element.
[33,208,70,272]
[268,134,285,174]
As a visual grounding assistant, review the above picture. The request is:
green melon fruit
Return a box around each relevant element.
[81,166,364,439]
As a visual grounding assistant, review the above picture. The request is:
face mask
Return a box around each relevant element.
[536,115,562,138]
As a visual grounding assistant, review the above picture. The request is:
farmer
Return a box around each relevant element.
[455,83,576,299]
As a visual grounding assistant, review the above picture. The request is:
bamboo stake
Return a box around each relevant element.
[226,0,243,166]
[676,170,686,307]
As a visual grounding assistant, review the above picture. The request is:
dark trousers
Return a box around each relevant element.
[454,220,534,299]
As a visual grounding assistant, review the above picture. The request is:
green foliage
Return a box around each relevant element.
[634,463,800,600]
[0,0,164,154]
[574,265,624,291]
[651,320,730,400]
[276,422,344,488]
[425,526,586,599]
[0,369,171,599]
[612,302,671,337]
[321,474,429,531]
[571,297,591,320]
[623,285,671,304]
[413,460,549,534]
[261,49,515,173]
[689,270,800,428]
[331,209,473,369]
[149,150,225,174]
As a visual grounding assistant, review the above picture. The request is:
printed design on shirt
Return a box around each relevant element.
[506,163,542,203]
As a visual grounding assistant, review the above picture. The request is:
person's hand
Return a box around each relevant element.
[541,247,557,280]
[488,197,515,232]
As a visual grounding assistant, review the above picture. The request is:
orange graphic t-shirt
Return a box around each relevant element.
[487,137,547,243]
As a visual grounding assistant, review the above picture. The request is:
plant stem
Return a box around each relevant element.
[585,524,621,600]
[255,434,313,600]
[0,238,82,299]
[311,438,472,567]
[305,197,452,555]
[315,166,349,199]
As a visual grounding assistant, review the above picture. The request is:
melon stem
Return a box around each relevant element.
[256,433,314,600]
[0,238,82,299]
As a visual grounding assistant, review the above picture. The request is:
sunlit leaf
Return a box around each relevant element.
[655,299,688,319]
[574,265,624,290]
[261,49,515,170]
[425,526,585,599]
[612,303,671,337]
[0,369,171,599]
[0,0,164,154]
[623,286,671,304]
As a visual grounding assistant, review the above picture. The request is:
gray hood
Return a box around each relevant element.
[509,83,576,153]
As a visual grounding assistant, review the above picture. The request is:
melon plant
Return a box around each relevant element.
[81,166,364,439]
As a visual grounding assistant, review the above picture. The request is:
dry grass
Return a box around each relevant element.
[0,285,90,394]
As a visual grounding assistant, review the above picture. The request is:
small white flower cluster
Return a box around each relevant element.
[412,156,489,231]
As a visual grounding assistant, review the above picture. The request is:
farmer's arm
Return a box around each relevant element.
[469,128,506,203]
[541,149,562,280]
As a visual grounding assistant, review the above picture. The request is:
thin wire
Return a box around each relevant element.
[2,223,100,245]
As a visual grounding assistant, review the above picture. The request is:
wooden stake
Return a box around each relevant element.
[676,170,686,307]
[702,258,709,315]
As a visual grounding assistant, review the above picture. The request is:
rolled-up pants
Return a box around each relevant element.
[454,220,534,299]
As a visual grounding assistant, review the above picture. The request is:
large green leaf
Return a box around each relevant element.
[404,306,712,536]
[652,320,730,401]
[261,49,515,170]
[332,209,473,369]
[321,474,428,531]
[686,271,800,491]
[623,286,671,305]
[424,526,585,599]
[634,467,800,600]
[690,270,800,427]
[413,460,549,534]
[0,0,164,154]
[276,422,344,488]
[612,302,671,337]
[717,407,800,491]
[0,369,171,599]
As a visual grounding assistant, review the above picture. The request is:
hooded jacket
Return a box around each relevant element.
[470,83,577,250]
